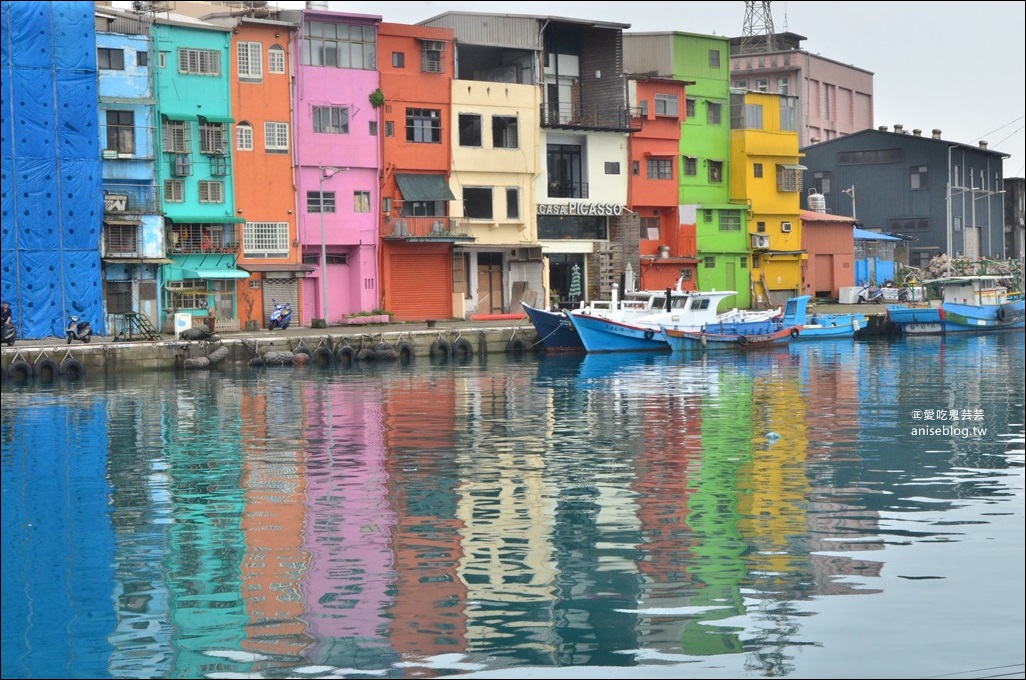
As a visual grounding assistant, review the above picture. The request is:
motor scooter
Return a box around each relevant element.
[268,300,292,330]
[66,315,92,343]
[856,284,884,304]
[2,320,15,346]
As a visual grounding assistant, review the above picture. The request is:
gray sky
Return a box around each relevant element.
[310,0,1025,178]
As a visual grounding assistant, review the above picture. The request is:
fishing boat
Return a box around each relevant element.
[783,294,868,340]
[886,275,1025,335]
[523,276,702,353]
[660,317,800,352]
[567,290,780,353]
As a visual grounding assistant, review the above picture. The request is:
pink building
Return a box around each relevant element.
[800,209,857,299]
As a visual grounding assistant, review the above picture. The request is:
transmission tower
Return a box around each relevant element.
[738,1,776,54]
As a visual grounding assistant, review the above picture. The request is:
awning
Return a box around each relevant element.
[854,227,902,241]
[183,267,251,279]
[781,164,807,170]
[238,263,317,273]
[161,112,197,121]
[167,215,247,223]
[102,257,172,264]
[395,173,456,201]
[198,114,235,124]
[103,217,143,226]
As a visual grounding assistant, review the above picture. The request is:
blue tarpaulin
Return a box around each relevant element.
[1,1,105,339]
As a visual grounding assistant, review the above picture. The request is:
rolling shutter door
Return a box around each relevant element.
[262,279,298,324]
[390,252,450,320]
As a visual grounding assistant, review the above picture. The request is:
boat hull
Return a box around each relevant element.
[887,301,1025,335]
[522,303,583,352]
[661,324,797,351]
[793,314,868,340]
[567,313,670,353]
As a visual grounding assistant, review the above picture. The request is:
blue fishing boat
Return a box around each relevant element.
[886,275,1025,335]
[660,317,800,352]
[783,294,868,340]
[522,302,583,352]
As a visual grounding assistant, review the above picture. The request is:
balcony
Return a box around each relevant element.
[168,225,240,254]
[540,101,641,132]
[547,181,589,200]
[100,123,157,160]
[103,182,161,214]
[382,216,475,241]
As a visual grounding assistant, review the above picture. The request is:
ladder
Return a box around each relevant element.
[115,312,160,341]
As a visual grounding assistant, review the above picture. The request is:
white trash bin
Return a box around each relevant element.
[174,312,192,339]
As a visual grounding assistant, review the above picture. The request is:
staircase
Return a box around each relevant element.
[114,312,160,341]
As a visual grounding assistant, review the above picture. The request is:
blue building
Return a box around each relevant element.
[1,1,106,339]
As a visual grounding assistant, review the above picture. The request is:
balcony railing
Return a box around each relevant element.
[167,225,240,254]
[547,181,589,199]
[100,124,157,160]
[103,182,161,214]
[540,102,640,132]
[382,215,475,240]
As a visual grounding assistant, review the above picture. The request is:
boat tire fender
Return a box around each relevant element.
[430,338,452,361]
[395,341,415,365]
[997,307,1006,322]
[737,335,749,346]
[35,358,60,384]
[505,338,526,355]
[452,337,474,359]
[336,346,357,367]
[644,330,655,341]
[8,359,33,383]
[60,358,87,380]
[790,328,800,339]
[311,347,335,369]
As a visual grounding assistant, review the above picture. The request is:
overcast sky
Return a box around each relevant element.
[301,0,1024,178]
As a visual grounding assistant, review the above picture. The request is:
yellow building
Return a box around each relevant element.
[729,91,805,307]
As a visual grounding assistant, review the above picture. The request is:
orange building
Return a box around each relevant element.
[376,23,461,321]
[628,76,698,291]
[799,208,857,299]
[229,17,311,330]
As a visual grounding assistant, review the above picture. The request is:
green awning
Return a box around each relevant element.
[183,268,251,279]
[198,114,235,124]
[161,112,197,121]
[395,173,456,201]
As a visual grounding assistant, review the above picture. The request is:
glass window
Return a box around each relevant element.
[354,191,371,213]
[654,93,678,116]
[708,160,723,183]
[459,113,481,147]
[707,102,722,125]
[647,159,673,180]
[307,191,336,213]
[392,52,405,68]
[236,123,253,151]
[684,157,697,176]
[268,45,285,74]
[264,122,288,152]
[105,110,134,154]
[302,20,376,70]
[313,106,349,134]
[407,108,441,143]
[506,187,520,220]
[238,41,262,79]
[98,48,124,70]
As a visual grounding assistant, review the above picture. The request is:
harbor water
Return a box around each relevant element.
[2,334,1024,679]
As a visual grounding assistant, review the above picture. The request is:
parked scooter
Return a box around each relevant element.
[2,320,15,346]
[268,300,293,330]
[66,315,92,343]
[857,284,885,304]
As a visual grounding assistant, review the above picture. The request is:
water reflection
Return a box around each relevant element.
[1,334,1023,679]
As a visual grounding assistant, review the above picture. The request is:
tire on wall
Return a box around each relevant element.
[7,360,33,384]
[60,358,87,381]
[505,337,526,356]
[429,338,452,362]
[452,337,474,360]
[35,358,60,384]
[394,341,415,365]
[336,346,357,367]
[311,347,335,369]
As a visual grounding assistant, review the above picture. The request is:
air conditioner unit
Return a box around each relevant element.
[781,221,793,233]
[751,234,770,250]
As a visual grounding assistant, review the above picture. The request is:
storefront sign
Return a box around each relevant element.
[538,202,624,217]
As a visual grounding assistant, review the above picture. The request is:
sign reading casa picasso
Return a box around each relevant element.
[537,202,624,217]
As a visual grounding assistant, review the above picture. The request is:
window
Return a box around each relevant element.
[421,40,443,73]
[307,191,336,213]
[638,100,648,117]
[243,221,289,258]
[385,121,394,137]
[753,163,763,178]
[198,122,226,154]
[268,45,285,74]
[647,158,673,180]
[459,113,482,147]
[407,108,440,143]
[781,221,792,233]
[171,154,191,176]
[164,179,184,202]
[392,52,404,68]
[734,79,748,89]
[780,97,797,131]
[776,76,789,95]
[236,123,253,151]
[105,110,134,154]
[703,256,716,268]
[641,217,659,240]
[821,83,832,117]
[735,103,762,129]
[739,256,747,269]
[654,93,678,116]
[301,20,376,70]
[708,49,720,68]
[463,187,492,219]
[137,50,148,67]
[353,191,371,213]
[755,78,768,92]
[238,41,262,79]
[757,221,766,233]
[178,48,221,76]
[98,47,124,70]
[910,165,929,190]
[506,187,520,220]
[776,165,802,192]
[313,105,349,134]
[604,162,620,174]
[198,180,224,203]
[210,155,229,175]
[104,280,133,314]
[105,222,139,255]
[369,120,377,136]
[703,209,713,222]
[264,122,289,152]
[492,116,518,149]
[708,160,723,183]
[720,213,741,231]
[813,171,831,195]
[707,102,722,125]
[684,157,697,176]
[686,98,696,118]
[632,160,640,175]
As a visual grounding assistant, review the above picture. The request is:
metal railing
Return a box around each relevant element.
[540,102,640,131]
[383,215,474,240]
[103,182,161,214]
